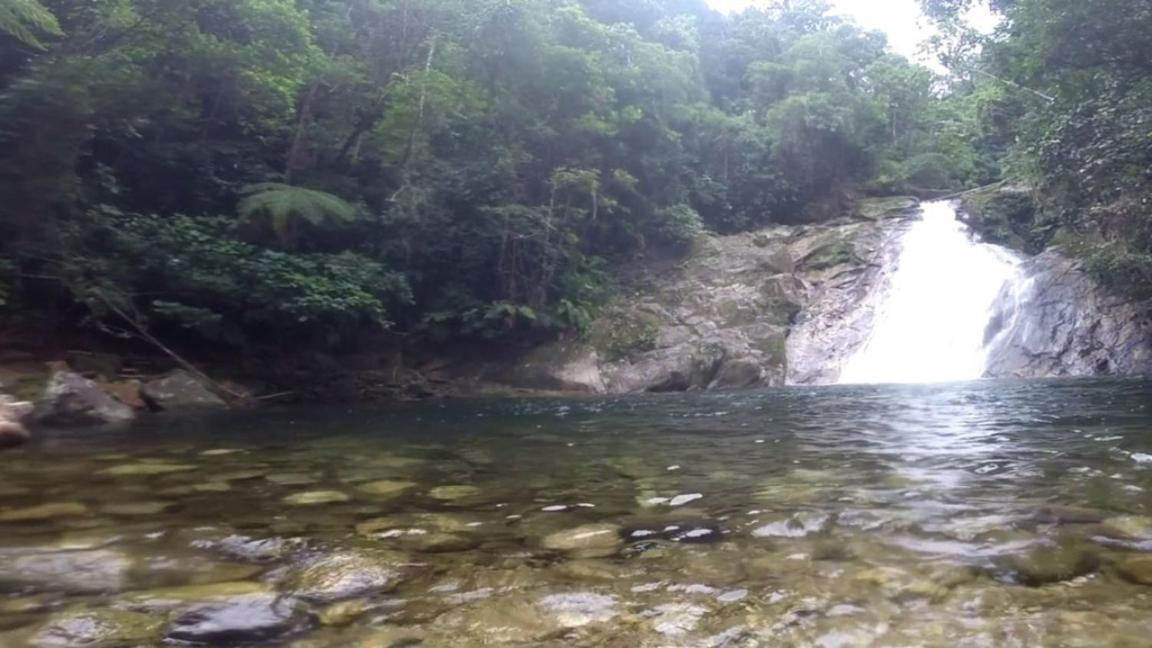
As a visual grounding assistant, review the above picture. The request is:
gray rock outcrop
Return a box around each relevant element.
[984,250,1152,378]
[32,370,136,427]
[491,198,915,394]
[0,394,33,448]
[141,370,228,410]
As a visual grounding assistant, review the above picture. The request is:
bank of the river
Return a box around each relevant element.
[3,379,1152,646]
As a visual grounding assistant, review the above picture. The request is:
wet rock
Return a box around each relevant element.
[266,473,322,486]
[984,250,1152,378]
[1,549,133,593]
[538,592,618,626]
[100,462,198,477]
[649,602,708,636]
[102,379,146,410]
[99,501,174,516]
[541,523,624,558]
[283,490,350,506]
[289,550,407,603]
[32,608,165,647]
[122,581,270,611]
[1005,542,1098,585]
[709,358,764,389]
[190,535,305,563]
[33,371,135,427]
[1114,555,1152,585]
[0,395,33,448]
[355,516,480,554]
[317,599,370,626]
[428,485,482,502]
[140,370,228,410]
[166,592,306,645]
[751,513,831,538]
[503,343,606,393]
[1100,515,1152,539]
[357,479,417,498]
[1031,507,1105,526]
[435,591,617,644]
[0,501,90,522]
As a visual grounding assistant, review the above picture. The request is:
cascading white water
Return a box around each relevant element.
[838,201,1023,385]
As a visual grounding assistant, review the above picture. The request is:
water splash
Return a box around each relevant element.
[838,201,1023,385]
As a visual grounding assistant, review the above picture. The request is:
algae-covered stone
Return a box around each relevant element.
[140,370,228,411]
[283,490,350,506]
[32,608,165,647]
[123,581,270,611]
[2,549,133,593]
[1101,515,1152,539]
[541,523,623,558]
[0,502,90,522]
[100,462,197,477]
[428,485,482,501]
[289,550,407,603]
[318,599,370,626]
[357,480,417,498]
[1114,555,1152,585]
[99,501,173,516]
[1005,542,1097,585]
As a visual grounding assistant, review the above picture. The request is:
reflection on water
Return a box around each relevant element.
[3,379,1152,645]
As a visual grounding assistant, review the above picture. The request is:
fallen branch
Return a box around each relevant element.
[92,291,247,404]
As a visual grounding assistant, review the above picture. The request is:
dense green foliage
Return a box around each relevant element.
[922,0,1152,296]
[0,0,955,354]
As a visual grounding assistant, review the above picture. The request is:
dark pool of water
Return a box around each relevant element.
[4,378,1152,646]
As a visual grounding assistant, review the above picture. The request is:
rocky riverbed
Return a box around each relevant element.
[4,380,1152,646]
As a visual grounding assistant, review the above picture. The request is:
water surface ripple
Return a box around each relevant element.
[3,379,1152,646]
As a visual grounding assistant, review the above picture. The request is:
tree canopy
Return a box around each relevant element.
[0,0,969,354]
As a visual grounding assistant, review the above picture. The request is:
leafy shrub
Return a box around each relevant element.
[68,211,411,349]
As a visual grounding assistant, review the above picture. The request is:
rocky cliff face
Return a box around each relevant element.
[486,198,917,394]
[984,250,1152,378]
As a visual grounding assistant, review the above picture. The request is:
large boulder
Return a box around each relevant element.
[141,370,228,411]
[32,371,135,427]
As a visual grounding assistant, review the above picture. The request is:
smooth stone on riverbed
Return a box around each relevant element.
[428,485,482,501]
[357,480,417,497]
[541,523,624,558]
[289,550,407,603]
[1101,515,1152,539]
[32,608,165,647]
[166,591,306,644]
[1005,542,1098,585]
[0,502,90,522]
[2,549,133,593]
[99,501,173,516]
[434,591,618,644]
[99,462,198,476]
[1114,555,1152,585]
[283,491,350,506]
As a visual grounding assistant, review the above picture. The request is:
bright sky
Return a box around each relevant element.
[706,0,998,64]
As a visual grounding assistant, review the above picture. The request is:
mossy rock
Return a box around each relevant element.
[587,307,661,361]
[857,196,919,221]
[1005,542,1098,585]
[33,608,165,647]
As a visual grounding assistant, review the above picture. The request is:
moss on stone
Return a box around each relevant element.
[587,308,660,361]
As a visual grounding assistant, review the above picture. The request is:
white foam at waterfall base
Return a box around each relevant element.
[838,201,1023,385]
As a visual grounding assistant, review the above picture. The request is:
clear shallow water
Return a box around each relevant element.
[3,379,1152,646]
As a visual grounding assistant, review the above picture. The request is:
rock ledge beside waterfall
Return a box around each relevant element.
[469,198,918,394]
[984,250,1152,378]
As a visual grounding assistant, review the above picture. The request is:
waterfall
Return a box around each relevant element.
[838,201,1024,385]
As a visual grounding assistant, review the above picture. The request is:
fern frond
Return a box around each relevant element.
[238,183,360,245]
[0,0,63,49]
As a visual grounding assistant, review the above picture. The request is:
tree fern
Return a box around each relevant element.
[0,0,63,49]
[238,183,360,246]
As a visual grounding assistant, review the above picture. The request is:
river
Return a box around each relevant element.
[4,378,1152,645]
